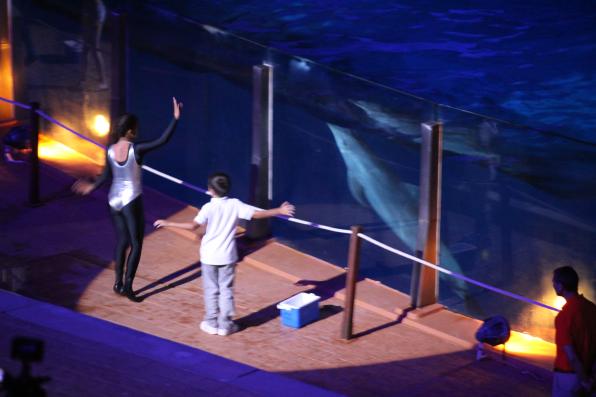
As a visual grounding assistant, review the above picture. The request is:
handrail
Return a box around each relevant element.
[1,96,560,313]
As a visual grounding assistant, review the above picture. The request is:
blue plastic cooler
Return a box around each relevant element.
[276,292,321,328]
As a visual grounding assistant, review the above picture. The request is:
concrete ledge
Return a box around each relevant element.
[407,303,444,319]
[244,241,345,284]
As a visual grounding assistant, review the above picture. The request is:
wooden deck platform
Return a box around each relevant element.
[0,156,553,396]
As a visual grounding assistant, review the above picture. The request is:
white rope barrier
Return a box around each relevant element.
[358,233,559,312]
[2,97,560,312]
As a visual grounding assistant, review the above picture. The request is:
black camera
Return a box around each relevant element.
[0,337,49,397]
[11,338,44,364]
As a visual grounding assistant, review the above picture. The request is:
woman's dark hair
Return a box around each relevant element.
[553,266,579,293]
[109,113,138,144]
[208,172,230,197]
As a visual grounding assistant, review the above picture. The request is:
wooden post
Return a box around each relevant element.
[109,12,127,128]
[247,63,273,239]
[28,102,40,206]
[411,122,443,308]
[0,0,15,122]
[341,225,362,339]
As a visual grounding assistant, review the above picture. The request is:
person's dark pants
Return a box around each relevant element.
[110,196,144,291]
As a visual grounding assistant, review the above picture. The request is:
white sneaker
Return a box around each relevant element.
[200,321,218,335]
[217,323,239,336]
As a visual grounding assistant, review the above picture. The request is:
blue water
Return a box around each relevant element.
[145,0,596,144]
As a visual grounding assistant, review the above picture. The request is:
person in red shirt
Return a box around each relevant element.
[552,266,596,397]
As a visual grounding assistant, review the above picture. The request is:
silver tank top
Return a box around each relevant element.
[107,144,142,210]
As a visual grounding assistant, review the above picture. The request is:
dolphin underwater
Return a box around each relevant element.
[350,100,596,195]
[351,100,421,137]
[328,123,468,298]
[351,100,499,161]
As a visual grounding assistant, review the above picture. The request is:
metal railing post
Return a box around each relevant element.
[341,225,362,339]
[411,122,443,308]
[247,63,273,239]
[28,102,40,206]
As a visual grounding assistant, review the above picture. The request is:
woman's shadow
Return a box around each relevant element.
[135,261,201,301]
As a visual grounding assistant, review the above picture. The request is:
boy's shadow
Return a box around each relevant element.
[235,273,357,329]
[135,262,201,301]
[236,236,269,261]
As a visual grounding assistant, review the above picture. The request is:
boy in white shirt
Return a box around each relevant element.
[154,172,295,336]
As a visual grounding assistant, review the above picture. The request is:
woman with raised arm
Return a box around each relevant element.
[73,97,182,301]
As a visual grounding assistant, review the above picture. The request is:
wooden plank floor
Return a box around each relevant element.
[0,159,552,396]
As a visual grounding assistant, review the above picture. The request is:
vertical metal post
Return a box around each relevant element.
[0,0,15,122]
[341,225,362,339]
[410,251,422,307]
[28,102,40,206]
[411,122,442,308]
[109,12,127,129]
[247,63,273,239]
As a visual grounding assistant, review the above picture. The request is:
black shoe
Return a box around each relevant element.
[113,282,125,295]
[123,288,143,303]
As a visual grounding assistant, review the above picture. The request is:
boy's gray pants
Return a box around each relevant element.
[202,263,236,330]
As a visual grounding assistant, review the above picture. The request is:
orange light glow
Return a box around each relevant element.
[38,136,81,161]
[0,39,15,120]
[495,330,555,358]
[553,296,566,311]
[92,114,110,137]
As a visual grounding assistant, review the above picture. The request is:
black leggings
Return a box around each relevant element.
[110,195,144,288]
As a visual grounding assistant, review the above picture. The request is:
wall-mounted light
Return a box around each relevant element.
[92,114,110,137]
[553,296,566,311]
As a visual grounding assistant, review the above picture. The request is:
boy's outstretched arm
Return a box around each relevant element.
[252,201,295,219]
[154,219,199,230]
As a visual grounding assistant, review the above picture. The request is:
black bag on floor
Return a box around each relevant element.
[475,315,510,346]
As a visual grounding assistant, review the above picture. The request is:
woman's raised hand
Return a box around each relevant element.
[173,97,183,119]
